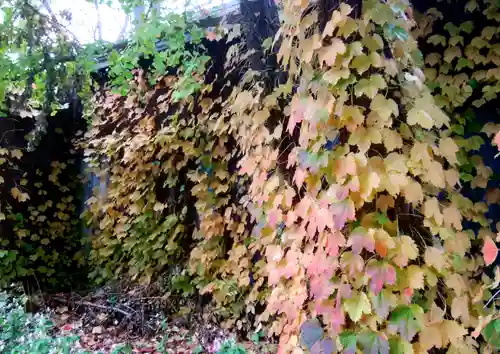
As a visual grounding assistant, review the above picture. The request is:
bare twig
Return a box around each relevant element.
[52,297,133,317]
[94,0,103,41]
[484,288,500,308]
[117,14,130,42]
[25,1,81,48]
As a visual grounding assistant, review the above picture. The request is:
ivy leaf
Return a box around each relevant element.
[358,331,389,354]
[451,124,465,136]
[319,39,346,67]
[482,236,498,266]
[425,53,441,67]
[311,338,336,354]
[371,289,396,319]
[10,149,23,159]
[388,338,414,354]
[427,34,446,46]
[343,291,371,322]
[389,305,424,341]
[300,319,324,350]
[465,0,478,12]
[355,74,386,99]
[407,107,434,129]
[366,260,396,294]
[459,21,474,34]
[374,212,390,226]
[444,22,460,36]
[444,47,461,63]
[456,57,474,71]
[347,227,375,254]
[389,235,419,267]
[339,331,357,354]
[482,319,500,348]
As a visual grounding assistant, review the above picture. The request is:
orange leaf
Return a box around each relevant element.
[482,236,498,266]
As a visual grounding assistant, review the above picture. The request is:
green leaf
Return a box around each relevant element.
[444,22,460,36]
[459,21,474,34]
[451,124,465,136]
[482,319,500,348]
[388,338,414,354]
[427,34,447,46]
[359,331,389,354]
[339,331,357,354]
[389,305,424,341]
[456,58,474,71]
[460,172,474,182]
[374,212,390,226]
[371,289,394,319]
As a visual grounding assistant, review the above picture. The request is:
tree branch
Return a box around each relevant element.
[94,0,103,41]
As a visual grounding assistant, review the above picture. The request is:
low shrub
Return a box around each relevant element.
[0,292,79,354]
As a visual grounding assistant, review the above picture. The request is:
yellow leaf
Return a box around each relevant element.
[153,202,166,212]
[362,33,384,52]
[407,107,434,129]
[419,319,467,351]
[376,195,394,212]
[355,74,386,99]
[442,205,462,230]
[323,67,350,85]
[426,302,445,325]
[337,17,358,38]
[10,149,23,159]
[322,3,352,37]
[439,137,459,164]
[10,187,29,202]
[318,39,346,67]
[423,198,443,226]
[424,247,449,272]
[390,235,419,267]
[348,126,382,153]
[440,320,467,347]
[419,324,443,350]
[446,273,467,296]
[402,180,424,205]
[444,231,471,257]
[444,169,459,188]
[371,94,399,122]
[406,265,425,289]
[351,54,373,74]
[451,296,469,322]
[423,160,446,189]
[343,291,371,322]
[444,47,462,63]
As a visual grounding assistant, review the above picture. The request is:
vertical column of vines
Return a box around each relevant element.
[223,0,498,352]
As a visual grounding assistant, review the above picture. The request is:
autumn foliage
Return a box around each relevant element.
[1,0,500,352]
[80,0,500,352]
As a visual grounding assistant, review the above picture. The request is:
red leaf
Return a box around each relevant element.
[294,168,307,188]
[366,260,396,294]
[482,236,498,266]
[494,131,500,150]
[61,324,73,331]
[347,227,374,254]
